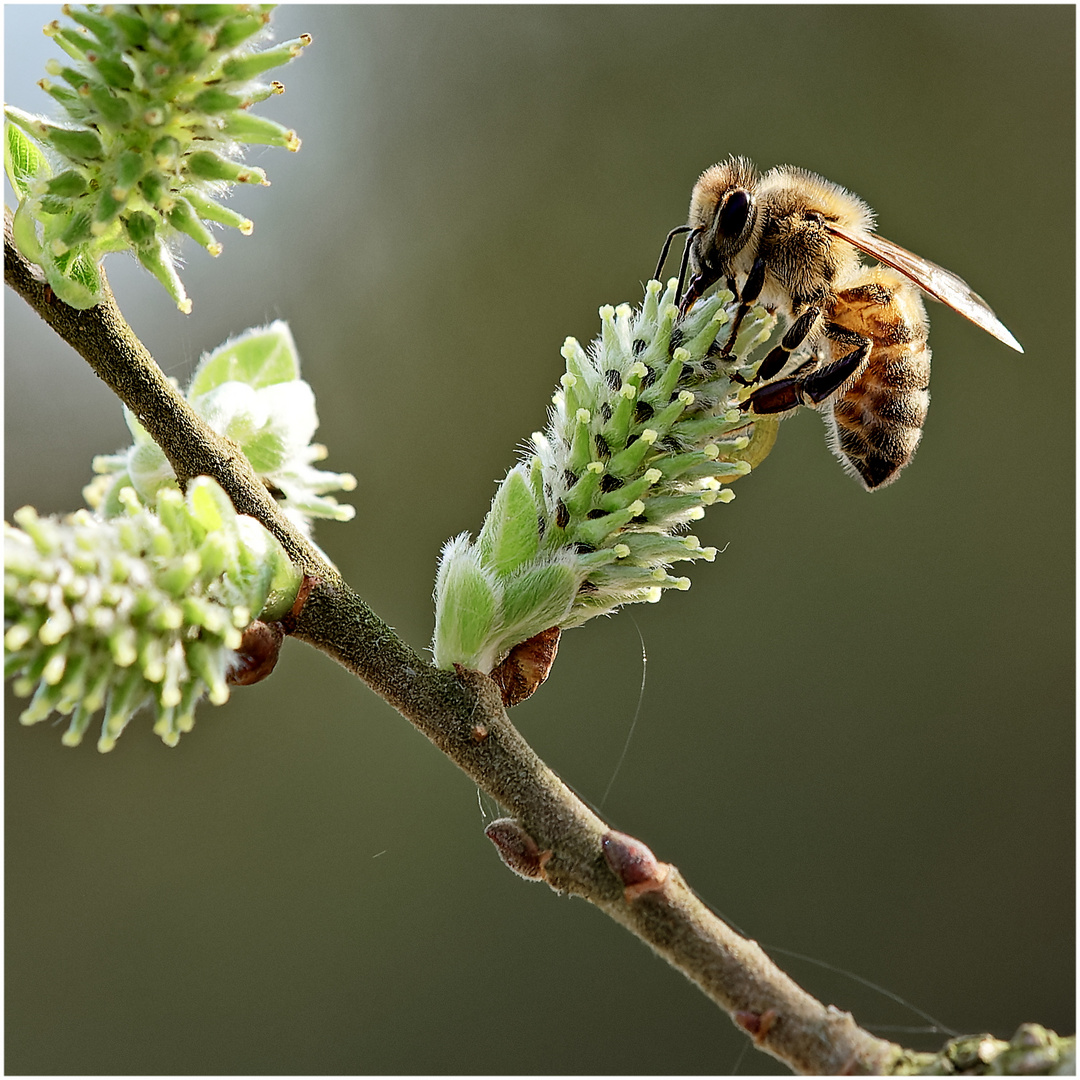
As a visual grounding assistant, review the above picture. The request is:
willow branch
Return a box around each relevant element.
[3,206,327,579]
[4,206,935,1075]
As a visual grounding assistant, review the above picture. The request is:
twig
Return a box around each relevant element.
[4,206,934,1074]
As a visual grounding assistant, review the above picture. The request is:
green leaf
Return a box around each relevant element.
[43,258,103,310]
[5,121,50,199]
[10,201,45,264]
[477,468,541,576]
[187,476,231,535]
[127,440,176,501]
[240,430,289,474]
[496,562,579,640]
[190,380,315,477]
[45,169,90,199]
[64,250,103,298]
[231,517,302,622]
[188,321,301,397]
[432,537,499,669]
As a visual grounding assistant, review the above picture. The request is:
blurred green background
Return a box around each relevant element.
[5,5,1073,1074]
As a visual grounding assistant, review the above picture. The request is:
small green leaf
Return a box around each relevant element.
[193,88,245,113]
[167,197,220,254]
[221,37,311,82]
[4,120,50,199]
[187,477,232,535]
[231,517,302,622]
[181,188,252,234]
[433,537,500,669]
[127,440,175,501]
[477,468,541,575]
[188,322,301,396]
[91,54,135,91]
[88,83,133,126]
[123,210,157,247]
[496,563,579,639]
[43,258,102,310]
[240,430,289,475]
[213,12,272,50]
[65,250,103,297]
[186,150,266,185]
[10,201,45,264]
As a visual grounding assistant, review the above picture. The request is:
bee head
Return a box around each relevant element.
[688,156,760,283]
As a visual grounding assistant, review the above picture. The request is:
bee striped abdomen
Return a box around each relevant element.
[825,269,931,490]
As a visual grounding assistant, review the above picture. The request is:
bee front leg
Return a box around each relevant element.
[717,256,768,356]
[679,271,711,315]
[741,323,870,415]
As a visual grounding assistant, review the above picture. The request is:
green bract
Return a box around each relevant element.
[86,320,357,531]
[3,4,309,312]
[432,279,780,673]
[4,478,302,752]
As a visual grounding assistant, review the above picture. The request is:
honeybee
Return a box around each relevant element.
[658,157,1022,489]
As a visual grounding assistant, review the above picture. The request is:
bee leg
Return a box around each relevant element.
[717,256,767,355]
[803,322,872,400]
[741,325,870,414]
[679,270,710,314]
[753,307,822,382]
[740,353,817,390]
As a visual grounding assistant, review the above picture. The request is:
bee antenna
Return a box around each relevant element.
[674,226,703,308]
[654,225,694,283]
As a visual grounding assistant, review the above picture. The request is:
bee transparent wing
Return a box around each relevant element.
[827,224,1024,353]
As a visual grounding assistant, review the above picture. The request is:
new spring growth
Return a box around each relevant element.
[84,321,357,532]
[5,478,302,752]
[432,279,779,675]
[3,4,310,312]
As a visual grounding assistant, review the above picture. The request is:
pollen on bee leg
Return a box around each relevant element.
[471,722,489,742]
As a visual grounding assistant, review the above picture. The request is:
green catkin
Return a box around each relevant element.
[4,6,309,311]
[432,281,780,672]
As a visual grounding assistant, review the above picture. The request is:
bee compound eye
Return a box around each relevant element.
[717,188,752,240]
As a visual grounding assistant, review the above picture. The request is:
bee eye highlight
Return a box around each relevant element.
[717,189,752,239]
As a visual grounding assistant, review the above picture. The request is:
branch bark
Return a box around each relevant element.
[2,207,943,1075]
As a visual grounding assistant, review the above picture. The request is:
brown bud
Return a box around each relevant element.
[735,1008,777,1044]
[489,626,561,707]
[226,620,284,685]
[484,818,547,881]
[602,829,669,900]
